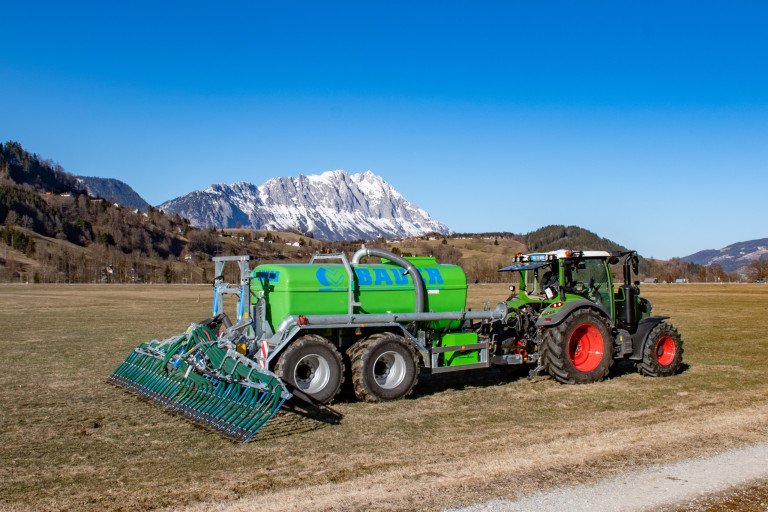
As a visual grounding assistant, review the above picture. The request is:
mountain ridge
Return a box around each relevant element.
[76,176,150,211]
[158,170,451,241]
[681,238,768,272]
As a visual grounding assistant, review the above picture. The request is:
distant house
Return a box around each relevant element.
[643,278,659,284]
[674,278,689,284]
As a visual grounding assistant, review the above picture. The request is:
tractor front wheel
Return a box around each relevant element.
[638,322,684,377]
[349,333,419,402]
[542,309,613,384]
[275,335,344,404]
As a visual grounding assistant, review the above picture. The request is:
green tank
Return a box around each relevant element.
[251,256,467,332]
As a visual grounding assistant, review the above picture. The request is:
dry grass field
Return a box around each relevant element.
[1,283,767,511]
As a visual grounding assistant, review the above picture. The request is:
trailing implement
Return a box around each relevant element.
[108,257,291,441]
[109,246,683,441]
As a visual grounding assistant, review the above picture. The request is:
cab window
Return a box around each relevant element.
[564,259,611,311]
[524,264,558,299]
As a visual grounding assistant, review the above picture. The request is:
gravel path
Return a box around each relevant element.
[447,441,768,512]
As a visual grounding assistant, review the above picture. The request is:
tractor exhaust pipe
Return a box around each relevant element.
[620,251,639,332]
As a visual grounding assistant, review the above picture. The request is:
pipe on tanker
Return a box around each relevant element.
[351,246,425,314]
[271,303,508,337]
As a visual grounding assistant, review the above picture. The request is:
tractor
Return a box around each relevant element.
[496,249,683,384]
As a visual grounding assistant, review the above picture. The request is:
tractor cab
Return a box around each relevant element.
[501,250,615,317]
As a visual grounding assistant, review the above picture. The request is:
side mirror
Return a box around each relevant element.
[608,256,620,265]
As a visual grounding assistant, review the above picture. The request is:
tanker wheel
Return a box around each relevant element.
[638,322,684,377]
[349,333,419,402]
[275,334,344,404]
[541,309,613,384]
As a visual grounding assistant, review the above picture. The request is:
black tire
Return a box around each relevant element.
[349,333,419,402]
[275,334,344,404]
[541,309,613,384]
[638,322,684,377]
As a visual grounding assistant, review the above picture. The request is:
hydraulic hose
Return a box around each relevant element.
[351,246,425,314]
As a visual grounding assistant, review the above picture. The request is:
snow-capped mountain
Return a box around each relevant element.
[158,170,451,241]
[681,238,768,272]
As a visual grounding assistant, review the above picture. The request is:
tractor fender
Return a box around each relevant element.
[535,299,613,329]
[629,316,670,360]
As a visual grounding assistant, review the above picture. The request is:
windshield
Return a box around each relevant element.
[563,258,611,311]
[523,263,559,299]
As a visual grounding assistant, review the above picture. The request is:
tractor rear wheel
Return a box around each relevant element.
[349,333,419,402]
[638,322,683,377]
[541,309,613,384]
[275,334,344,404]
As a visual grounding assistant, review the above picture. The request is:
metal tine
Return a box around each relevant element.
[209,383,251,428]
[203,380,252,432]
[191,377,227,418]
[164,375,196,413]
[181,378,220,422]
[224,388,271,437]
[240,396,280,437]
[209,382,241,419]
[128,360,167,397]
[143,373,180,406]
[242,395,288,442]
[201,381,239,427]
[186,389,225,427]
[171,377,206,417]
[214,388,257,435]
[180,375,219,417]
[225,386,271,432]
[228,406,265,440]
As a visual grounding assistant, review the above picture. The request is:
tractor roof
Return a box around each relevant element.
[497,250,612,272]
[515,249,611,262]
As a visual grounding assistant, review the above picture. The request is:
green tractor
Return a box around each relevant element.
[497,249,683,384]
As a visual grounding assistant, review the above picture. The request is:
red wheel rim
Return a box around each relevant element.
[655,336,676,366]
[568,323,604,372]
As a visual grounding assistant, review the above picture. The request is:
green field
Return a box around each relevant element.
[1,284,767,511]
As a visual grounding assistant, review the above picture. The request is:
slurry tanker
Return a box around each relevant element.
[109,246,683,441]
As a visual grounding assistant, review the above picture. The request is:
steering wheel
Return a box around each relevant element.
[586,278,602,301]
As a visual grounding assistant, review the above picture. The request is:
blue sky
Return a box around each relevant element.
[2,1,767,259]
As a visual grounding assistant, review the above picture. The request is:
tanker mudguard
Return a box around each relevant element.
[535,299,613,328]
[630,316,670,360]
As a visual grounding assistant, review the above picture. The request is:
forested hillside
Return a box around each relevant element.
[525,225,628,253]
